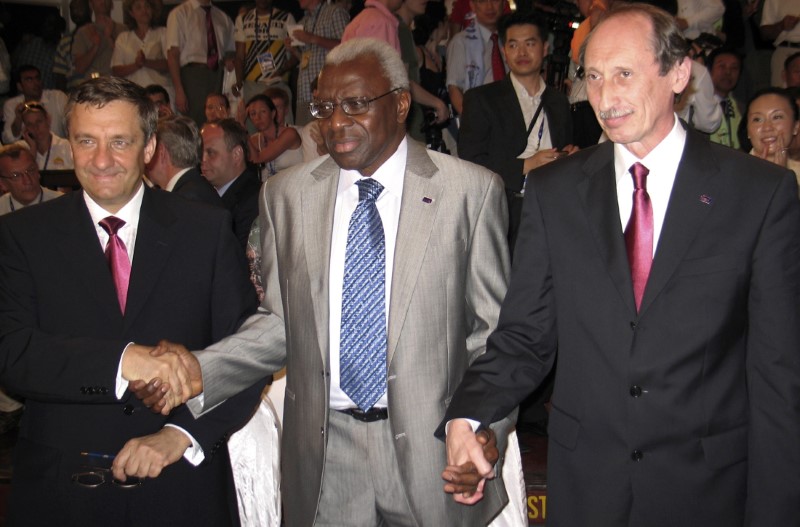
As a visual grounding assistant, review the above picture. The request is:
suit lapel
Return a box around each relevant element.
[54,192,123,325]
[499,78,528,138]
[123,188,177,331]
[306,157,339,367]
[639,132,721,314]
[576,143,637,314]
[387,141,441,364]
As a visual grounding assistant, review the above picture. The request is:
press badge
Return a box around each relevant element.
[258,52,276,77]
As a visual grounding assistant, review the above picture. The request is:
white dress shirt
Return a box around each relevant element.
[166,0,235,66]
[615,115,687,256]
[510,73,553,159]
[97,184,204,464]
[328,138,407,410]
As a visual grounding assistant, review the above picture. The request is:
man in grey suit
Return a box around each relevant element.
[132,37,514,526]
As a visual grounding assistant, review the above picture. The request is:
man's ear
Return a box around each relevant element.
[396,89,412,124]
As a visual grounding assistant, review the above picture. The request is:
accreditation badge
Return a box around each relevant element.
[257,51,276,77]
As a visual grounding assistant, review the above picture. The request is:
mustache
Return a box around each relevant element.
[598,108,633,120]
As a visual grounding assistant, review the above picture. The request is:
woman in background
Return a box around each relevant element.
[246,94,301,180]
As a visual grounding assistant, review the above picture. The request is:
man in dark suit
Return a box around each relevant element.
[146,115,222,208]
[200,118,260,248]
[458,12,574,253]
[441,4,800,526]
[0,77,264,526]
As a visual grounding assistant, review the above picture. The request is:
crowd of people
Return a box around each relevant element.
[0,0,799,526]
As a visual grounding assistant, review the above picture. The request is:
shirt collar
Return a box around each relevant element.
[338,137,407,199]
[614,114,686,183]
[84,181,145,228]
[509,72,544,100]
[166,167,192,192]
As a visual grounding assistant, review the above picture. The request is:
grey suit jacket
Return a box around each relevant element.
[191,139,513,526]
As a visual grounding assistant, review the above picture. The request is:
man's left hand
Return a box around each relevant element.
[442,423,497,505]
[111,427,191,481]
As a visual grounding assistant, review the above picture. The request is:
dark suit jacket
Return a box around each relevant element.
[441,131,800,526]
[219,167,261,249]
[172,167,224,208]
[0,187,265,526]
[458,77,572,193]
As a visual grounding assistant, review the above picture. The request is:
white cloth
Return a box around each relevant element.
[15,133,74,170]
[677,60,722,134]
[111,28,174,98]
[677,0,724,40]
[2,90,69,144]
[761,0,800,46]
[0,187,62,216]
[615,115,686,255]
[229,391,282,527]
[446,22,497,93]
[328,138,407,410]
[489,429,528,527]
[510,73,553,159]
[166,0,235,66]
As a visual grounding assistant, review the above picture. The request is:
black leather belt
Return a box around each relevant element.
[337,407,388,422]
[778,41,800,48]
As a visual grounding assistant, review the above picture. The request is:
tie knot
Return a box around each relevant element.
[491,33,499,44]
[201,5,211,11]
[99,216,126,236]
[629,162,649,190]
[356,178,384,203]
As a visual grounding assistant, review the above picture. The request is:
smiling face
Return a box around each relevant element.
[503,23,548,79]
[584,13,690,158]
[747,93,800,160]
[69,101,154,213]
[316,55,410,177]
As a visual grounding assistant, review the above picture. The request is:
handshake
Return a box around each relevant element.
[121,340,202,415]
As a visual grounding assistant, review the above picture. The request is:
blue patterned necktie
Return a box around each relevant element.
[340,178,387,411]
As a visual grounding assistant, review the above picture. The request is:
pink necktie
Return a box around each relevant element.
[99,216,131,314]
[490,33,506,82]
[624,162,653,311]
[203,5,219,70]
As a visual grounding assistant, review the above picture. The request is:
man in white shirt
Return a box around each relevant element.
[675,0,724,40]
[14,102,73,171]
[166,0,235,125]
[442,4,800,526]
[2,65,68,143]
[446,0,505,115]
[0,76,263,526]
[0,144,61,215]
[760,0,800,87]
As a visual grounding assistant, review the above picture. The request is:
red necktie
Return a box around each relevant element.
[624,162,653,311]
[490,33,505,82]
[203,5,219,70]
[99,216,131,314]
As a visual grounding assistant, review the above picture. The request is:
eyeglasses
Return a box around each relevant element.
[71,466,143,489]
[1,167,39,181]
[309,88,403,119]
[22,102,45,114]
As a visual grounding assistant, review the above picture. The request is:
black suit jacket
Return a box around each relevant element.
[220,168,261,249]
[458,77,572,193]
[0,187,264,526]
[172,167,224,208]
[441,131,800,526]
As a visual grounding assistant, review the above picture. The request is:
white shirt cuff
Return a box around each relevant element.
[115,342,135,399]
[164,424,205,465]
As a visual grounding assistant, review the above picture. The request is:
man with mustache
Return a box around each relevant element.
[441,3,800,526]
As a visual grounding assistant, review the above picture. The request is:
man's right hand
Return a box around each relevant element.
[122,341,202,415]
[442,419,495,505]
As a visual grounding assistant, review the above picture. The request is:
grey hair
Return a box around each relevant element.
[157,116,201,168]
[580,3,690,77]
[324,38,410,90]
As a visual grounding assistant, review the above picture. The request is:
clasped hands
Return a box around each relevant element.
[121,340,202,415]
[441,419,500,505]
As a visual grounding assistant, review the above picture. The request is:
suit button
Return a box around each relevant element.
[320,427,325,436]
[631,450,643,461]
[87,387,95,395]
[100,387,109,395]
[80,386,88,394]
[629,385,642,397]
[630,321,637,330]
[123,404,135,415]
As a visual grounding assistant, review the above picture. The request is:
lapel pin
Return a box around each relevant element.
[699,194,713,205]
[422,197,433,204]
